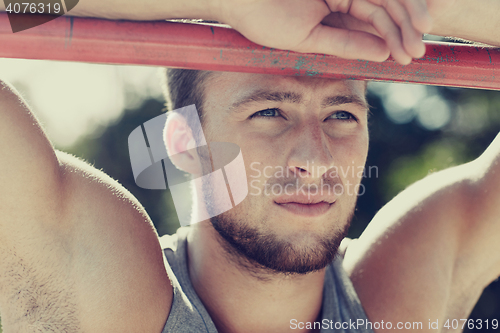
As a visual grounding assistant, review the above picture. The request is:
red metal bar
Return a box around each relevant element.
[1,13,500,90]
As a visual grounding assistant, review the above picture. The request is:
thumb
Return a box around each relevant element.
[295,24,391,62]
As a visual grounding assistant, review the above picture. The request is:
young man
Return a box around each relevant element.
[0,0,499,332]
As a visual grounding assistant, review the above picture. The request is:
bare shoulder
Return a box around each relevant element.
[342,162,484,328]
[0,151,172,333]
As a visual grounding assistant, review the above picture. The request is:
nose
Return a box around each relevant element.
[287,121,335,180]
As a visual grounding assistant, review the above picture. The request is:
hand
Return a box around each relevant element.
[214,0,433,65]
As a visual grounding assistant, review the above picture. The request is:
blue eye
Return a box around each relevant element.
[328,111,356,121]
[252,108,280,118]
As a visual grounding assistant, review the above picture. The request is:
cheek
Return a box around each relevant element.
[244,161,274,192]
[333,134,369,183]
[240,138,281,169]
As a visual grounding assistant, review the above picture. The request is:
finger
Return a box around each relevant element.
[295,24,390,62]
[349,1,412,64]
[385,0,426,58]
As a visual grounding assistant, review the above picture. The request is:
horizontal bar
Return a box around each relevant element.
[1,13,500,90]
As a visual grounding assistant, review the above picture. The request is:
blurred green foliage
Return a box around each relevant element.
[56,83,500,332]
[383,138,470,199]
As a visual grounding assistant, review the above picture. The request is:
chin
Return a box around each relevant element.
[209,211,350,275]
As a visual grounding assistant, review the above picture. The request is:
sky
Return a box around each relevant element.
[0,58,164,148]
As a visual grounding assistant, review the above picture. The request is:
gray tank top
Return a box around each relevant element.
[160,228,374,333]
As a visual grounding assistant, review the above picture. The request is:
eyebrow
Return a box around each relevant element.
[230,90,302,111]
[230,90,368,112]
[321,95,369,109]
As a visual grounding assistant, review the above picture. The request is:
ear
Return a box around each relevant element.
[164,112,203,176]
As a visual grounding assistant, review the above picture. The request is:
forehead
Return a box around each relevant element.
[202,72,367,110]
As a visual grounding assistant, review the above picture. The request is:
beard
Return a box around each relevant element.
[208,208,352,276]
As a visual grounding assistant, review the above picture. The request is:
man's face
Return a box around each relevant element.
[199,72,369,274]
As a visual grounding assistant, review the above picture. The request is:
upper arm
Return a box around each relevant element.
[343,133,500,325]
[0,80,173,332]
[457,133,500,284]
[55,152,173,332]
[0,80,64,242]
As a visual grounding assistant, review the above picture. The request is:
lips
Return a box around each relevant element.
[274,194,336,205]
[276,202,333,217]
[274,194,336,217]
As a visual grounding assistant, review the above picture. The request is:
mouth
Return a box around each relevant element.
[274,201,334,217]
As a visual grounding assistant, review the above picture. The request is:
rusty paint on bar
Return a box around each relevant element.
[0,13,499,90]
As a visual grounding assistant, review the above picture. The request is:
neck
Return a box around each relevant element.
[187,222,326,333]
